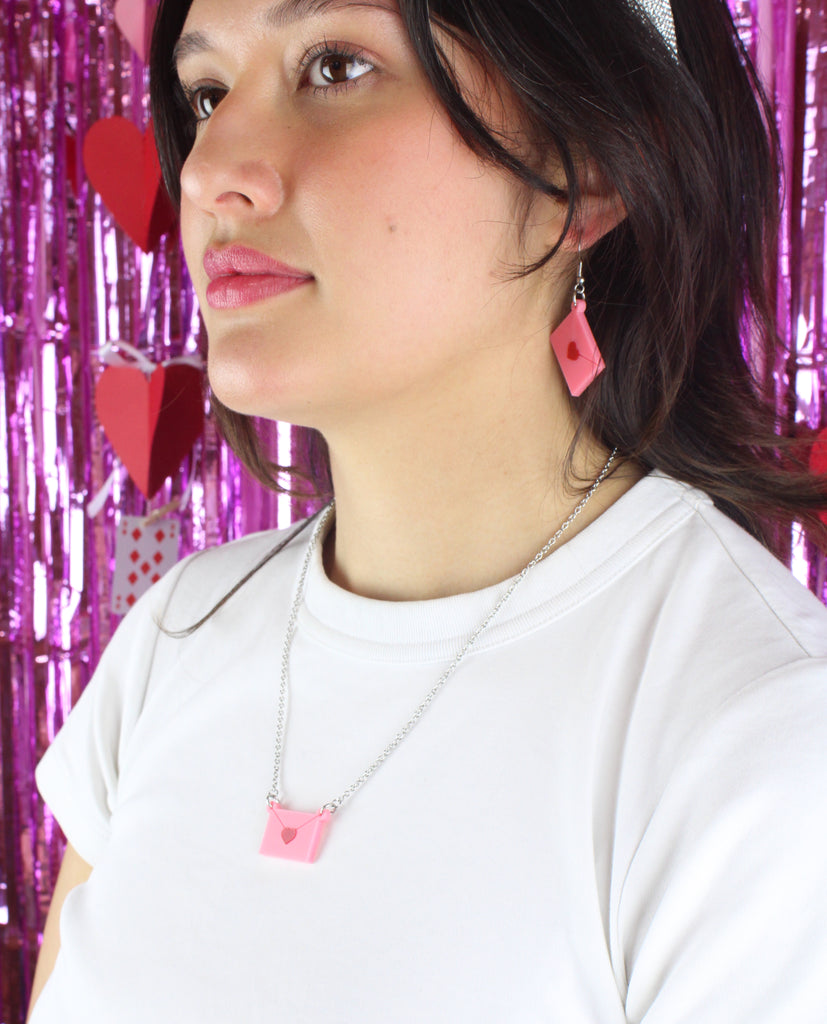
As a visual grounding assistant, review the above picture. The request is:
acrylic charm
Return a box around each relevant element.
[549,300,605,397]
[260,804,332,863]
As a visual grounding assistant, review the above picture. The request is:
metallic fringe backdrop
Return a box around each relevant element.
[1,1,825,1019]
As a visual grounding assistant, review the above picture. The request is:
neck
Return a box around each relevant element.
[319,371,641,602]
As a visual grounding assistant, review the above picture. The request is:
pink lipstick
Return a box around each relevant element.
[203,245,313,310]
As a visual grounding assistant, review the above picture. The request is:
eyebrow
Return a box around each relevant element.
[173,1,389,67]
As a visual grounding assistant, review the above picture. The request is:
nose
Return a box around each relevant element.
[180,101,286,219]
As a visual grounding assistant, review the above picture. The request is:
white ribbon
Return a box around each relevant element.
[97,339,204,374]
[86,466,119,519]
[98,339,156,374]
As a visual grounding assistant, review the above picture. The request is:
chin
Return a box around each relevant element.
[206,359,322,429]
[206,353,272,414]
[204,318,326,417]
[209,375,282,421]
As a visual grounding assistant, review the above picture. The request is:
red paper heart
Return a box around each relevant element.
[567,341,580,361]
[95,364,204,499]
[114,0,158,62]
[83,117,176,252]
[808,427,827,526]
[65,134,81,198]
[809,427,827,475]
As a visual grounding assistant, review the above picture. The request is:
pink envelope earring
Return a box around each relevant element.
[549,259,606,397]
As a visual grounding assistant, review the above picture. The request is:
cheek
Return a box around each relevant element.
[299,107,513,299]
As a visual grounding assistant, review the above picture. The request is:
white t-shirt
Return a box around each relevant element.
[33,472,827,1023]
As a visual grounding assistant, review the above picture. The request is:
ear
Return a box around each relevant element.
[531,159,627,254]
[573,194,627,250]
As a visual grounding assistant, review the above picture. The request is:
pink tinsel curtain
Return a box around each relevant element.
[0,1,825,1020]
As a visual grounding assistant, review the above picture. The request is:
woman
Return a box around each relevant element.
[28,0,827,1020]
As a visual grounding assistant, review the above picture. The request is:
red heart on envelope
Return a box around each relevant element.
[83,117,176,252]
[95,364,205,499]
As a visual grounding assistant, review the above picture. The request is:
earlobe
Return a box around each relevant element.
[573,155,626,243]
[568,159,628,249]
[534,161,627,253]
[574,188,627,249]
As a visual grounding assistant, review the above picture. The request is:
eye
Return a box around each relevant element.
[303,47,374,91]
[183,84,227,123]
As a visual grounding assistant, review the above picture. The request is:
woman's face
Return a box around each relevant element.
[177,0,567,433]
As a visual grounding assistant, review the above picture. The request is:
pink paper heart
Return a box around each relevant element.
[114,0,158,63]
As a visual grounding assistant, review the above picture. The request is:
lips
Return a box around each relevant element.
[204,245,311,281]
[203,245,313,310]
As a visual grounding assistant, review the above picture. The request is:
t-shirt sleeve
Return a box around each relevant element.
[34,560,191,866]
[616,658,827,1023]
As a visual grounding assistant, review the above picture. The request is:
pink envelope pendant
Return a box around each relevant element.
[549,301,606,397]
[260,804,332,863]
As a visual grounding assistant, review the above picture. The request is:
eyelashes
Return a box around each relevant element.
[181,83,224,123]
[180,41,377,125]
[301,40,375,94]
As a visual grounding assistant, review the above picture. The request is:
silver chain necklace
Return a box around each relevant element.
[259,449,618,863]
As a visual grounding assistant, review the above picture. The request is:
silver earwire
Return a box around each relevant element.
[573,246,586,307]
[573,260,586,307]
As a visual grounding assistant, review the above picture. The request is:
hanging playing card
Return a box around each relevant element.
[113,516,180,614]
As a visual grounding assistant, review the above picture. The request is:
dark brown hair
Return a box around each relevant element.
[150,0,827,550]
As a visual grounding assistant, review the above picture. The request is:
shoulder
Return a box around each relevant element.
[59,516,320,735]
[600,473,827,839]
[148,515,317,634]
[632,472,827,660]
[179,516,314,584]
